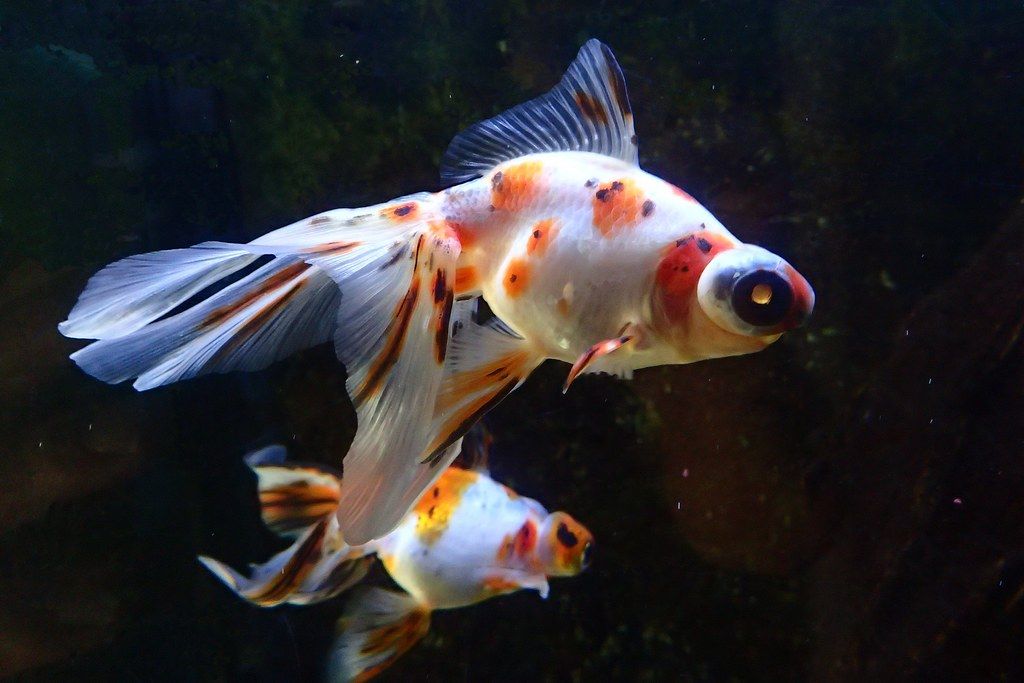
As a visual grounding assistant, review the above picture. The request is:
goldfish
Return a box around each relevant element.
[59,39,814,543]
[198,434,593,681]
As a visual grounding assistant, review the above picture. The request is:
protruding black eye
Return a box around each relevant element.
[731,270,793,328]
[580,541,593,569]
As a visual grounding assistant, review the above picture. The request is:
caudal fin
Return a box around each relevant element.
[243,445,344,539]
[59,245,258,340]
[59,196,434,391]
[198,516,333,608]
[327,587,430,682]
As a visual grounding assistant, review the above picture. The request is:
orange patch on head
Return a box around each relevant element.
[526,218,560,257]
[382,201,419,222]
[412,468,479,545]
[455,266,480,294]
[491,161,543,212]
[655,233,734,323]
[502,258,530,298]
[592,178,646,236]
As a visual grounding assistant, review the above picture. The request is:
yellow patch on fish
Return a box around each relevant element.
[412,468,478,544]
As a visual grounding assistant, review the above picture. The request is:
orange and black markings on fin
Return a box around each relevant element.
[425,377,519,467]
[592,178,649,237]
[302,240,361,255]
[204,263,314,367]
[490,161,543,212]
[411,468,478,544]
[354,236,426,405]
[526,218,560,258]
[200,261,311,332]
[380,201,420,223]
[246,517,330,607]
[574,91,609,124]
[431,269,454,365]
[352,608,431,682]
[425,350,532,467]
[563,330,636,393]
[257,469,343,536]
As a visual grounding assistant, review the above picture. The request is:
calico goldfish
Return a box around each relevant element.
[199,436,593,681]
[60,40,814,543]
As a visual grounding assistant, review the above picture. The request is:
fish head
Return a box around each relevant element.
[652,236,814,360]
[538,511,594,576]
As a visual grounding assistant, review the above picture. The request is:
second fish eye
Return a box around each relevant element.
[581,541,593,568]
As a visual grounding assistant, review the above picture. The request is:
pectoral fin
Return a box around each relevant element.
[479,569,550,600]
[562,324,642,393]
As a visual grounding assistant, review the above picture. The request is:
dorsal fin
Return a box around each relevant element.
[441,39,637,185]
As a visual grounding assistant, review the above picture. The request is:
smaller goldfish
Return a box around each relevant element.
[199,433,593,682]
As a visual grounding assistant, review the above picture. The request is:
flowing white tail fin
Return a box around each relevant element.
[327,587,430,682]
[61,194,477,541]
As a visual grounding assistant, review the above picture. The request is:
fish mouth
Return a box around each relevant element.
[780,265,815,331]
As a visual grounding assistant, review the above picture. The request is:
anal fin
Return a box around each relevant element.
[328,587,431,682]
[424,300,542,466]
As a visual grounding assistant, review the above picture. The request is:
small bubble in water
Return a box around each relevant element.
[953,497,963,505]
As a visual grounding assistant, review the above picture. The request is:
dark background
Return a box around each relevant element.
[2,1,1023,680]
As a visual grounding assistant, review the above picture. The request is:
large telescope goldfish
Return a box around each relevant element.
[60,40,814,543]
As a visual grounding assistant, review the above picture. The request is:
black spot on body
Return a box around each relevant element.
[433,487,440,498]
[595,189,610,202]
[428,506,436,519]
[642,199,655,217]
[630,133,638,145]
[509,274,518,283]
[584,178,597,188]
[611,181,624,191]
[697,237,712,254]
[394,204,413,217]
[533,229,542,239]
[491,171,503,190]
[557,522,579,548]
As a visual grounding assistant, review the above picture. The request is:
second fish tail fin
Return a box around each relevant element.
[198,515,334,608]
[327,587,431,682]
[59,193,443,392]
[243,444,344,539]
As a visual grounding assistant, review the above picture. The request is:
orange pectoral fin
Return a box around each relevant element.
[562,325,642,393]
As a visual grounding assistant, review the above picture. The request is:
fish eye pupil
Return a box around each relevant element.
[731,270,792,328]
[751,283,773,305]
